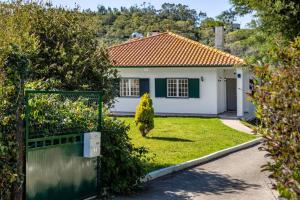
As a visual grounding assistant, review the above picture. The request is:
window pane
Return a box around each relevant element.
[120,79,140,97]
[179,79,188,97]
[167,78,188,97]
[120,79,129,96]
[130,79,140,96]
[167,79,177,97]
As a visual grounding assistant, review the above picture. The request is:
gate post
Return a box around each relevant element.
[237,68,244,117]
[97,93,102,198]
[23,91,29,200]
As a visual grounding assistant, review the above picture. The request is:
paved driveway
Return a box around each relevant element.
[117,145,278,200]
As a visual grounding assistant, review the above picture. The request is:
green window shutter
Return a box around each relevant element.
[155,78,166,97]
[139,78,150,96]
[116,78,121,97]
[188,78,200,98]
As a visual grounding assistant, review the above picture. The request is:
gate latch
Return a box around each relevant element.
[83,132,101,158]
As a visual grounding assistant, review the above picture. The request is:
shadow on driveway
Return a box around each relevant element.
[119,169,260,200]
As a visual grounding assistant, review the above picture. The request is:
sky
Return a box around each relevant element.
[48,0,253,28]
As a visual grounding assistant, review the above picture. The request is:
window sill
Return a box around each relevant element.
[118,96,140,98]
[166,96,189,99]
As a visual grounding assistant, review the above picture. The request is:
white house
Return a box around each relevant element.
[108,29,255,118]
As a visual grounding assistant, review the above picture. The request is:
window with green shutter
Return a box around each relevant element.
[155,78,200,98]
[155,78,167,97]
[167,78,188,98]
[188,78,200,98]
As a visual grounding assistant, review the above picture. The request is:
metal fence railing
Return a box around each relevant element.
[25,90,102,139]
[24,90,102,151]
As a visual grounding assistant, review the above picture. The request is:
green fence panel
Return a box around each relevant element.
[26,143,97,200]
[25,90,102,200]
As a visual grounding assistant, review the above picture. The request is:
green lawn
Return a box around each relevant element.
[119,117,257,172]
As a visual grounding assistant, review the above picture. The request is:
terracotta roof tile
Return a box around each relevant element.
[108,32,245,67]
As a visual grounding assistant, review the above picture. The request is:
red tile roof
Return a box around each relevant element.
[108,32,245,67]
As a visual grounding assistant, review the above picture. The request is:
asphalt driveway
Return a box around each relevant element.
[117,145,278,200]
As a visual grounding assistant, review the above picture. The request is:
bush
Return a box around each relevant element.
[135,93,154,137]
[0,134,20,200]
[254,37,300,199]
[101,117,148,196]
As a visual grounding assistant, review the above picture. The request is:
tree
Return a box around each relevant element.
[0,2,38,199]
[135,93,154,137]
[0,44,29,200]
[216,8,238,31]
[230,0,300,40]
[28,5,119,106]
[95,3,207,45]
[0,1,119,198]
[229,1,300,199]
[253,38,300,199]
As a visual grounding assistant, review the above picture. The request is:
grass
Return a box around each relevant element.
[119,117,257,172]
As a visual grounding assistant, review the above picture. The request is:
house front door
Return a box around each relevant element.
[226,78,237,111]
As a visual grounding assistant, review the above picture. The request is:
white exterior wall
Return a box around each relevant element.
[112,67,222,115]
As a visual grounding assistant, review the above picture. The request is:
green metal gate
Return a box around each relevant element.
[25,90,102,200]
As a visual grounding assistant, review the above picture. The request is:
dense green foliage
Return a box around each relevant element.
[92,2,257,58]
[0,45,30,200]
[0,1,118,198]
[229,0,300,63]
[101,117,148,195]
[0,1,119,106]
[94,3,206,45]
[135,93,154,137]
[0,134,20,200]
[28,4,119,106]
[231,0,300,40]
[254,38,300,199]
[229,0,300,199]
[121,117,256,172]
[87,3,266,61]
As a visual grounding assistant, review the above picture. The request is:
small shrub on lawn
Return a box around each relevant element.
[254,37,300,199]
[135,93,154,137]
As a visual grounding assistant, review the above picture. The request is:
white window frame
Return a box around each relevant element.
[120,78,140,97]
[167,78,188,98]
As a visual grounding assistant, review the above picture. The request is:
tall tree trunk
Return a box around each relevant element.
[13,72,25,200]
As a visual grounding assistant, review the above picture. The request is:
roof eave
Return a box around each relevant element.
[112,64,239,68]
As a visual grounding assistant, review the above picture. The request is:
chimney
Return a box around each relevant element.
[147,31,160,37]
[215,26,224,50]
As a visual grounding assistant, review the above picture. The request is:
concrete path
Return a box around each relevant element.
[117,145,278,200]
[221,119,255,134]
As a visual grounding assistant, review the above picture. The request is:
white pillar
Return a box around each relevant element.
[243,70,250,113]
[236,68,244,117]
